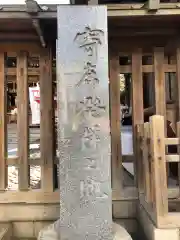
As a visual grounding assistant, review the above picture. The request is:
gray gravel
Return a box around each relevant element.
[7,124,42,190]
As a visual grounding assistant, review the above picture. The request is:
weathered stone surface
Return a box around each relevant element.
[57,6,112,240]
[112,223,132,240]
[37,221,132,240]
[37,220,59,240]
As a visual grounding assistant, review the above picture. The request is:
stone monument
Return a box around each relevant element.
[38,5,132,240]
[57,6,111,240]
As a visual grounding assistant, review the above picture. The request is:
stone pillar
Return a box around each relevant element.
[56,6,112,240]
[38,5,132,240]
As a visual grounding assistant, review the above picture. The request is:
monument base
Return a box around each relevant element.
[37,220,132,240]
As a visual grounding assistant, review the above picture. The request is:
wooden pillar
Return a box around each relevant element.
[176,47,180,121]
[40,49,54,191]
[154,47,166,117]
[17,51,29,190]
[143,123,151,202]
[109,55,122,194]
[132,49,144,185]
[176,46,180,189]
[150,116,168,218]
[177,122,180,187]
[0,52,7,190]
[136,124,144,194]
[148,73,155,107]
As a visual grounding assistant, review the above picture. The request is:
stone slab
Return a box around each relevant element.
[57,6,112,240]
[37,221,132,240]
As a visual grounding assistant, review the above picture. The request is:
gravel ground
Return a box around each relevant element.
[7,147,61,190]
[8,165,41,190]
[7,124,42,190]
[8,147,42,190]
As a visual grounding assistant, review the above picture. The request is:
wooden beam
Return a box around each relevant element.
[7,68,40,76]
[154,47,166,117]
[32,19,46,48]
[176,45,180,196]
[0,190,59,204]
[26,0,47,48]
[150,116,168,219]
[136,124,144,194]
[108,7,180,17]
[109,36,177,54]
[176,46,180,120]
[109,55,122,194]
[0,6,179,19]
[143,123,151,203]
[26,0,46,47]
[0,52,7,190]
[0,12,30,19]
[118,64,176,74]
[109,28,177,37]
[40,49,54,192]
[0,33,38,41]
[132,49,144,185]
[0,43,40,52]
[17,51,29,191]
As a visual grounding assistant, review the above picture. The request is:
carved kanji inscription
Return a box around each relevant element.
[76,62,99,87]
[80,177,108,199]
[74,26,104,58]
[77,96,106,118]
[81,125,100,150]
[84,157,97,169]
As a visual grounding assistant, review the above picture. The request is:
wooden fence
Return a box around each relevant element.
[0,49,59,206]
[137,115,180,228]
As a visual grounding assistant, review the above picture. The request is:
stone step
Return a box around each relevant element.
[0,223,12,240]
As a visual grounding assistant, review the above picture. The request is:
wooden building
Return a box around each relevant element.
[1,0,180,239]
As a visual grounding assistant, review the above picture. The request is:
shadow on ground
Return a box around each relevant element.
[131,221,148,240]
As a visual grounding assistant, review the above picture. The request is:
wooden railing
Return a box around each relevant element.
[0,50,58,203]
[137,115,180,228]
[102,1,179,10]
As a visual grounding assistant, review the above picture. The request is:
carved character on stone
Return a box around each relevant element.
[77,96,106,118]
[81,125,100,149]
[80,177,108,199]
[76,62,99,87]
[84,157,97,169]
[74,26,104,59]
